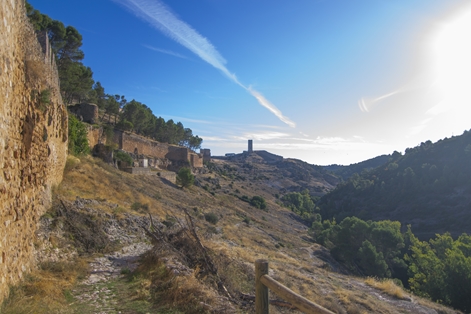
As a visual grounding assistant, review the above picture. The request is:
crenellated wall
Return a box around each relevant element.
[0,0,68,301]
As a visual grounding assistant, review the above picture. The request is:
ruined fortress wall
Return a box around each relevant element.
[0,0,68,301]
[87,126,105,148]
[190,153,203,168]
[200,148,211,162]
[116,130,170,158]
[166,146,190,162]
[112,130,203,168]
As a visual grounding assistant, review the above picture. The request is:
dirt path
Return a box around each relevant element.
[70,242,152,314]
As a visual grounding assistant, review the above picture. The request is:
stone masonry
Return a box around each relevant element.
[0,0,68,301]
[68,103,99,124]
[112,130,203,169]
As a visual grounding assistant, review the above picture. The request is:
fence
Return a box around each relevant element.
[255,259,335,314]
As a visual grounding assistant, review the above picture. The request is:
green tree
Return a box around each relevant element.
[176,167,194,188]
[26,3,93,104]
[59,62,94,104]
[68,114,90,155]
[316,216,406,279]
[92,81,106,109]
[250,196,267,210]
[405,231,471,312]
[358,240,389,277]
[116,119,133,131]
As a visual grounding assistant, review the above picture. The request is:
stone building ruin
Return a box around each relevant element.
[86,127,205,173]
[68,103,99,124]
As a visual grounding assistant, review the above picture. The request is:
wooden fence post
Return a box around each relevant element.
[256,259,269,314]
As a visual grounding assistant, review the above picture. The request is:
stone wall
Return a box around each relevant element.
[0,0,68,301]
[115,130,169,159]
[87,126,105,148]
[166,146,190,163]
[200,148,211,162]
[122,167,152,175]
[190,153,203,168]
[113,130,203,169]
[157,171,176,184]
[68,103,99,124]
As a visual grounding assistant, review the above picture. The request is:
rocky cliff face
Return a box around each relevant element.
[0,0,68,301]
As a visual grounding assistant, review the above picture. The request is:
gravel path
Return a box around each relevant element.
[71,242,152,313]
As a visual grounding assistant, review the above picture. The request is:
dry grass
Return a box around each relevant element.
[58,156,167,218]
[0,259,88,314]
[135,252,226,313]
[364,277,407,300]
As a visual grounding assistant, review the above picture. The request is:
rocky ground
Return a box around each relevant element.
[34,197,156,313]
[70,242,152,314]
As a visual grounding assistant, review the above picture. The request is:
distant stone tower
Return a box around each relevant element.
[248,140,253,153]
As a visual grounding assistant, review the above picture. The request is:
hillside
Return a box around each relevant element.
[1,154,459,314]
[323,155,391,181]
[210,152,340,197]
[319,130,471,240]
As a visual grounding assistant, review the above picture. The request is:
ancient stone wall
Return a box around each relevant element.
[122,167,152,175]
[166,146,189,162]
[200,148,211,162]
[190,153,203,168]
[115,130,169,159]
[157,171,176,184]
[68,103,98,124]
[113,130,203,168]
[87,126,105,148]
[0,0,68,301]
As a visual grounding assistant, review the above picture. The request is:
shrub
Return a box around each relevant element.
[114,150,133,165]
[103,124,115,144]
[204,212,219,225]
[162,215,177,228]
[131,202,149,212]
[176,167,194,188]
[250,196,267,210]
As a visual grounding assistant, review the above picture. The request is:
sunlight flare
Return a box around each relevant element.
[432,5,471,113]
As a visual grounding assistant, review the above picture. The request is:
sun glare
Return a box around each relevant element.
[432,5,471,112]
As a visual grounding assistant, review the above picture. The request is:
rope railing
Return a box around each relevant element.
[255,259,335,314]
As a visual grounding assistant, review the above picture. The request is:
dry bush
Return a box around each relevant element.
[364,277,407,300]
[135,252,223,314]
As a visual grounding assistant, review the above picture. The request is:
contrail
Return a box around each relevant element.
[113,0,295,128]
[142,44,188,59]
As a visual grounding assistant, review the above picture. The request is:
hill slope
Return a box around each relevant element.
[1,154,460,313]
[323,154,391,180]
[319,130,471,239]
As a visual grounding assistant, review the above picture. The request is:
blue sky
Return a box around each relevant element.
[29,0,471,165]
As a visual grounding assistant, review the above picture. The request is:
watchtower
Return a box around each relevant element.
[248,140,253,153]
